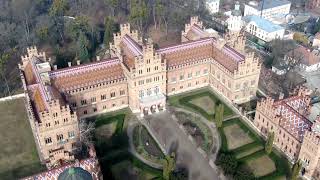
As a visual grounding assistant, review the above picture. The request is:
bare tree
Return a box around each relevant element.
[79,119,95,147]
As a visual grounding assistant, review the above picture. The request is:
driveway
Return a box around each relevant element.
[143,111,220,180]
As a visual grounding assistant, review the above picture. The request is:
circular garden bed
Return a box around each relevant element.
[133,125,164,164]
[174,111,213,154]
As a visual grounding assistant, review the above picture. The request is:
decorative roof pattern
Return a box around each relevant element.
[23,158,99,180]
[50,58,125,91]
[274,96,312,141]
[157,37,245,72]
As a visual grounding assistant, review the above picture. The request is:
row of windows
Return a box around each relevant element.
[171,69,207,83]
[44,131,75,145]
[138,66,159,74]
[45,118,69,128]
[72,90,125,107]
[139,87,160,98]
[83,100,126,115]
[137,75,162,86]
[171,80,205,92]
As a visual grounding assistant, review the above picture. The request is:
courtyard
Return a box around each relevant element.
[168,88,291,179]
[0,99,45,180]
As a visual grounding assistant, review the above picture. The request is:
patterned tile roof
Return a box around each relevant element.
[157,37,245,72]
[274,96,312,141]
[50,58,125,91]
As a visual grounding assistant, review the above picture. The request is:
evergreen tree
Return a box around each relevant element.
[0,52,11,96]
[215,104,224,128]
[291,160,302,180]
[104,16,114,49]
[162,153,176,180]
[77,32,89,63]
[265,132,274,154]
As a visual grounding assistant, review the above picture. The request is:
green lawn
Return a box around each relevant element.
[168,88,234,120]
[0,99,45,180]
[219,119,291,179]
[167,88,291,179]
[93,111,164,180]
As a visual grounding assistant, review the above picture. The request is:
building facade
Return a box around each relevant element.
[224,1,244,32]
[254,87,320,179]
[206,0,220,14]
[244,0,291,21]
[244,15,285,42]
[19,17,261,167]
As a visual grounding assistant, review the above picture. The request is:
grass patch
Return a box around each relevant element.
[0,99,46,180]
[190,96,216,114]
[94,112,165,180]
[246,155,276,177]
[168,88,234,120]
[217,119,291,179]
[223,124,254,150]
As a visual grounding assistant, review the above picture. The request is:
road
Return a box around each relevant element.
[143,111,221,180]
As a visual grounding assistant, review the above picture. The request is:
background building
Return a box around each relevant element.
[206,0,220,14]
[285,45,320,72]
[224,1,244,32]
[244,15,285,42]
[244,0,291,21]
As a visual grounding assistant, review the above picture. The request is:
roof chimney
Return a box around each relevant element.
[96,56,101,61]
[53,65,57,70]
[76,60,80,65]
[68,62,72,67]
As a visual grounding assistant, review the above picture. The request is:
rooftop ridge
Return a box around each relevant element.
[157,38,214,54]
[29,59,51,110]
[191,25,207,37]
[223,44,245,62]
[49,58,120,78]
[122,34,143,56]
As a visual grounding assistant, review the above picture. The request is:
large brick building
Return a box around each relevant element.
[19,17,261,168]
[254,87,320,179]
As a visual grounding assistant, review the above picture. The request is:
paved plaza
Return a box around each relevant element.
[143,110,220,180]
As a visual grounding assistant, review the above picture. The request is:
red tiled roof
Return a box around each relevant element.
[50,58,125,91]
[157,37,244,72]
